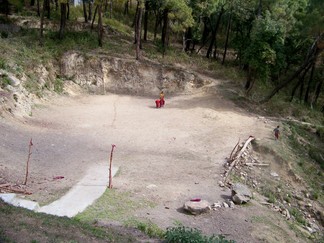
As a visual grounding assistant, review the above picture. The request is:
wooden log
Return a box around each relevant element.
[0,183,11,188]
[245,163,269,166]
[223,136,255,183]
[1,187,32,195]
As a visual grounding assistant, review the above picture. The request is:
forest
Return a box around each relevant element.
[1,0,323,112]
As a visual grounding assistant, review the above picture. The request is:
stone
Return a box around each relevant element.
[223,202,229,208]
[8,74,21,87]
[231,183,252,204]
[270,172,279,177]
[183,200,210,215]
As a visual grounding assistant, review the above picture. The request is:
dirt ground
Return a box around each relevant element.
[0,82,309,242]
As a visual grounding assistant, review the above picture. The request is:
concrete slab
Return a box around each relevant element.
[0,164,118,218]
[37,164,118,217]
[0,193,40,211]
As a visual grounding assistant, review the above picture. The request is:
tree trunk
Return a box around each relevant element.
[161,8,169,54]
[132,1,139,28]
[59,2,67,39]
[88,1,92,20]
[82,0,88,23]
[30,0,35,6]
[304,63,315,103]
[245,67,255,94]
[98,4,103,47]
[184,27,192,52]
[110,0,113,18]
[222,13,232,65]
[39,0,46,45]
[290,65,310,102]
[153,11,161,40]
[261,58,316,103]
[91,5,98,31]
[45,0,50,19]
[143,0,148,41]
[314,80,323,104]
[136,1,143,60]
[124,0,129,15]
[37,0,40,16]
[66,2,69,20]
[262,36,321,103]
[206,8,224,58]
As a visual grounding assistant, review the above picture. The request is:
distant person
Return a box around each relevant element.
[160,91,165,107]
[273,126,280,140]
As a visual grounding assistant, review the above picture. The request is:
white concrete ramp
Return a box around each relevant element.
[0,164,118,218]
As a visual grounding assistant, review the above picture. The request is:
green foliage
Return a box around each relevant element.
[0,75,11,89]
[54,78,64,93]
[126,219,164,238]
[164,226,235,243]
[289,207,306,225]
[308,146,324,169]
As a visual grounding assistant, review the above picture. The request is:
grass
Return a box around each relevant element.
[0,199,137,242]
[76,188,155,223]
[164,226,235,243]
[125,218,165,239]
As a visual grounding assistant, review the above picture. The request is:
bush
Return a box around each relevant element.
[164,226,235,243]
[309,146,324,169]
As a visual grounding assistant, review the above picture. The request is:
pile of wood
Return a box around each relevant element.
[0,183,32,195]
[223,136,269,184]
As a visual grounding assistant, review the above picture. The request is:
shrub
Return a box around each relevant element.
[164,226,235,243]
[309,146,324,169]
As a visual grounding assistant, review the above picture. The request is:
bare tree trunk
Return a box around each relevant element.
[82,0,88,23]
[136,1,143,60]
[88,0,93,20]
[222,13,232,65]
[39,0,46,45]
[59,2,67,39]
[304,63,315,103]
[66,2,69,20]
[206,8,224,58]
[37,0,40,16]
[109,0,112,18]
[143,0,148,41]
[91,5,98,31]
[124,0,129,15]
[98,4,103,47]
[161,8,169,55]
[45,0,50,19]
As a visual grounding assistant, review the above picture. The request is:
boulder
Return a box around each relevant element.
[231,183,252,204]
[183,200,210,215]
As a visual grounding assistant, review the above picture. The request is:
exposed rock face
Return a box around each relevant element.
[231,183,252,204]
[60,51,206,95]
[183,200,210,215]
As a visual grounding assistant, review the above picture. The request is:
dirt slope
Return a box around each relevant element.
[0,82,308,242]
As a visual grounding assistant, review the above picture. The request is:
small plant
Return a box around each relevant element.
[164,226,235,243]
[0,75,11,88]
[289,207,306,226]
[54,78,64,93]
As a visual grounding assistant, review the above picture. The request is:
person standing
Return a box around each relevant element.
[273,126,280,140]
[160,91,165,107]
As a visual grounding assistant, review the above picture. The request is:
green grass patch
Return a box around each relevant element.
[289,207,306,226]
[76,189,155,223]
[125,218,164,239]
[164,226,235,243]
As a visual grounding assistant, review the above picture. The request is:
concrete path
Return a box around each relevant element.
[0,164,118,218]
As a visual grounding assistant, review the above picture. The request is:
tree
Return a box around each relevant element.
[59,0,68,39]
[135,0,144,60]
[160,0,194,54]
